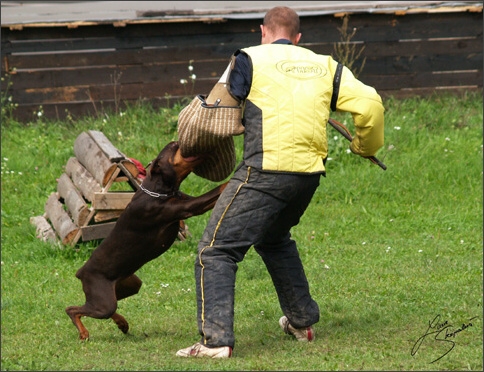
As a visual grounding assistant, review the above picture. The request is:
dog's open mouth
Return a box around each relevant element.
[174,141,206,163]
[182,155,200,162]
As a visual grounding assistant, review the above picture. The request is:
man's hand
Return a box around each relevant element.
[328,118,387,170]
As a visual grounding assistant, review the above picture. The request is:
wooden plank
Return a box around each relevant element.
[1,29,259,55]
[94,210,124,223]
[8,77,219,106]
[1,19,253,42]
[92,192,135,210]
[380,86,482,99]
[362,70,483,90]
[30,215,57,243]
[88,130,126,163]
[307,36,483,59]
[301,12,483,43]
[118,159,140,190]
[65,157,102,202]
[1,19,260,52]
[81,221,116,241]
[57,173,90,226]
[359,53,482,75]
[44,192,79,245]
[5,44,239,70]
[73,132,118,187]
[5,11,480,51]
[178,220,191,241]
[114,176,129,183]
[102,166,121,191]
[5,59,226,90]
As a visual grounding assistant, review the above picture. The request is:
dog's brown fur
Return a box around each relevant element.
[65,141,226,340]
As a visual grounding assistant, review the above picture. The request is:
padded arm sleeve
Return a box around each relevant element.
[335,66,385,157]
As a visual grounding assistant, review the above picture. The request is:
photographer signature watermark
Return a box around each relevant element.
[411,313,480,363]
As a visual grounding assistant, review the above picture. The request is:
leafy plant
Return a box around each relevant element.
[179,60,197,97]
[1,72,19,122]
[332,14,367,78]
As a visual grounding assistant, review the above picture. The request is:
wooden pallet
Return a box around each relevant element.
[30,130,141,246]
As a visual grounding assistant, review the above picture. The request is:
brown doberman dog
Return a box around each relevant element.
[65,141,226,340]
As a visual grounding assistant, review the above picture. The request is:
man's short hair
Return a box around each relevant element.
[263,6,300,38]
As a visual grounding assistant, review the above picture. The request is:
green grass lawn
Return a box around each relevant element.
[1,92,482,371]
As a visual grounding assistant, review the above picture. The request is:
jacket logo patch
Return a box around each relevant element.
[276,60,327,79]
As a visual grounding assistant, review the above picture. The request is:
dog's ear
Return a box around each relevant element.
[144,161,153,177]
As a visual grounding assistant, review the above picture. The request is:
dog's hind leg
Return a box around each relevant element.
[115,274,142,300]
[66,275,118,340]
[110,274,143,334]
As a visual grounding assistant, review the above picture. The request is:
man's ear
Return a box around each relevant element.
[293,33,302,45]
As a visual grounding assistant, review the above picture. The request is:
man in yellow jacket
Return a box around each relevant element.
[177,6,384,358]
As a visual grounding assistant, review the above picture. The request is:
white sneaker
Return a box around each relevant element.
[279,316,315,342]
[176,342,232,358]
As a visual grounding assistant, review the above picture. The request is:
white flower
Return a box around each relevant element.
[445,137,451,141]
[333,136,339,141]
[180,79,187,84]
[188,65,194,71]
[394,126,401,130]
[418,250,423,253]
[362,242,366,245]
[190,74,196,80]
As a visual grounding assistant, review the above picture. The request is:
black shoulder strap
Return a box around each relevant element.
[331,63,343,112]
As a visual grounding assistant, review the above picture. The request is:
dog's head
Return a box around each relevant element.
[147,141,206,191]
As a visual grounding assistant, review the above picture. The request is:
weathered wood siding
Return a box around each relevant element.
[1,10,482,122]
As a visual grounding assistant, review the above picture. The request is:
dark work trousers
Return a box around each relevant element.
[195,163,321,349]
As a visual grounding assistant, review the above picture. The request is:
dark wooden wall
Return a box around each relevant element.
[1,10,482,122]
